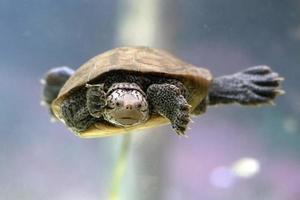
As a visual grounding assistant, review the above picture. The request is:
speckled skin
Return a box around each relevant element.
[146,83,190,135]
[208,66,284,106]
[61,88,99,131]
[60,71,190,135]
[85,83,106,118]
[43,65,283,135]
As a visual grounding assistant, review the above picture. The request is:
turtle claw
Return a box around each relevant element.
[146,83,191,136]
[251,69,284,87]
[275,89,285,95]
[238,66,284,105]
[50,117,57,123]
[269,101,275,106]
[190,118,194,123]
[276,77,285,82]
[208,65,284,106]
[40,100,47,106]
[86,84,106,118]
[171,102,191,136]
[243,65,272,75]
[40,78,46,85]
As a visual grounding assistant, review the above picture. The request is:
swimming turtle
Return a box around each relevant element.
[41,46,284,138]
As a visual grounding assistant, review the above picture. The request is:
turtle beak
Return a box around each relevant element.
[105,92,149,126]
[114,93,145,126]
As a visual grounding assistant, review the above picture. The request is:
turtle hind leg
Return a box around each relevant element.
[41,66,74,118]
[208,65,284,106]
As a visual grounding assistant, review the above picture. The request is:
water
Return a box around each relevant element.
[0,0,299,199]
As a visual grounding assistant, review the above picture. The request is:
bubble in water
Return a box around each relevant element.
[231,157,260,178]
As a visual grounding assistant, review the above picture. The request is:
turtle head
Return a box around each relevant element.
[103,83,149,127]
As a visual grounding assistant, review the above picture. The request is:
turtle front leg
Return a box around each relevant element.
[147,83,191,136]
[86,84,107,118]
[208,65,284,106]
[61,90,98,133]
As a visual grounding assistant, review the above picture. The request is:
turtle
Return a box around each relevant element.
[41,46,284,138]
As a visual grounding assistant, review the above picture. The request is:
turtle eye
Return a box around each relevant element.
[106,100,116,109]
[116,101,123,107]
[136,103,142,109]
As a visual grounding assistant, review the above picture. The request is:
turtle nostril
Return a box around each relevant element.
[126,105,132,110]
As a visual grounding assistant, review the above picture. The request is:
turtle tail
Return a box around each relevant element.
[41,66,74,119]
[207,65,284,106]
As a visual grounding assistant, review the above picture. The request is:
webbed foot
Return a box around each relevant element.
[209,65,284,106]
[235,65,284,105]
[147,83,191,136]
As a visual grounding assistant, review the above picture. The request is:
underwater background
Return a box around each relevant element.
[0,0,299,199]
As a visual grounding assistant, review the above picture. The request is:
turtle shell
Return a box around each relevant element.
[52,46,212,138]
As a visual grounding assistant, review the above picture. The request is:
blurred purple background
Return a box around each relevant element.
[0,0,299,199]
